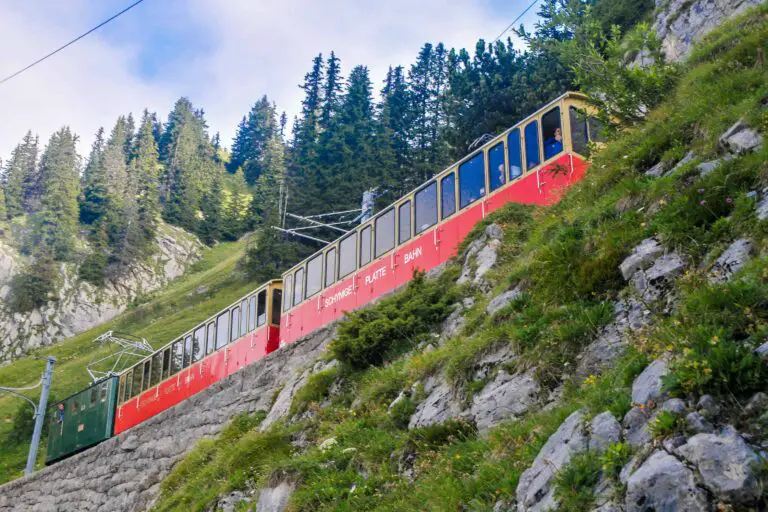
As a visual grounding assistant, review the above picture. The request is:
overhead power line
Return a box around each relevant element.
[0,0,148,86]
[491,0,541,44]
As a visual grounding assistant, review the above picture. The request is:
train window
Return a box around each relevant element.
[375,209,395,258]
[193,327,205,362]
[257,290,267,327]
[72,402,78,414]
[588,117,606,143]
[231,307,240,342]
[415,182,437,234]
[124,371,133,401]
[325,248,337,287]
[525,121,540,169]
[131,366,142,398]
[240,300,248,336]
[216,311,229,350]
[339,233,356,278]
[249,296,257,331]
[206,322,216,355]
[441,173,456,219]
[272,289,282,325]
[150,352,163,386]
[360,226,372,266]
[118,374,127,404]
[283,275,292,312]
[398,201,411,244]
[90,387,98,406]
[569,107,589,155]
[142,360,151,392]
[488,142,506,192]
[542,107,563,160]
[100,384,108,402]
[172,341,183,374]
[181,335,191,367]
[293,268,304,306]
[162,349,171,379]
[305,255,323,299]
[459,153,486,209]
[508,129,523,180]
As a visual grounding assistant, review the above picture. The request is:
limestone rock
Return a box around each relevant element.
[645,161,668,178]
[516,410,588,511]
[677,430,763,504]
[696,395,720,418]
[624,451,710,511]
[470,369,540,431]
[719,119,764,154]
[697,158,725,177]
[408,375,463,429]
[623,407,652,447]
[756,189,768,221]
[486,285,523,316]
[256,481,295,512]
[218,490,249,512]
[590,412,621,453]
[631,359,669,405]
[709,238,753,283]
[471,342,515,381]
[619,238,664,281]
[631,252,686,302]
[686,412,714,434]
[458,223,503,290]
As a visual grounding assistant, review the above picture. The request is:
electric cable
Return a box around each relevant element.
[490,0,541,44]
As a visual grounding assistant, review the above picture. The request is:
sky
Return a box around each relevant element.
[0,0,542,160]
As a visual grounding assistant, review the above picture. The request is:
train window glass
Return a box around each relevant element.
[325,248,337,287]
[150,352,163,386]
[339,233,356,278]
[206,322,216,355]
[231,307,240,342]
[459,153,486,209]
[162,349,171,379]
[588,116,606,143]
[123,373,132,402]
[293,268,304,306]
[283,275,292,312]
[193,327,205,362]
[216,311,229,350]
[542,107,563,160]
[488,142,506,192]
[249,296,257,331]
[118,374,126,404]
[569,107,589,155]
[360,226,372,266]
[508,129,523,180]
[142,360,151,392]
[131,366,142,398]
[375,209,395,258]
[271,289,282,325]
[183,335,193,367]
[172,341,183,374]
[240,300,248,336]
[100,384,108,402]
[398,201,411,244]
[257,290,267,327]
[441,173,456,219]
[305,255,323,299]
[415,182,437,234]
[72,402,78,414]
[525,121,540,169]
[90,387,98,405]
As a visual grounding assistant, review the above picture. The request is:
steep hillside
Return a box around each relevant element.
[150,6,768,512]
[0,234,260,483]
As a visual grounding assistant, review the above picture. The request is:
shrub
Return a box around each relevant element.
[409,419,477,449]
[553,451,601,511]
[6,270,55,313]
[648,410,684,439]
[600,442,633,480]
[79,252,107,285]
[290,367,341,416]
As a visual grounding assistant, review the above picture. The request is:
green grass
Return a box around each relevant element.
[0,235,261,483]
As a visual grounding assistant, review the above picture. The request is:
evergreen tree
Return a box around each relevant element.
[80,127,107,224]
[229,96,279,184]
[133,110,161,249]
[3,132,38,219]
[124,113,136,159]
[221,169,249,241]
[198,168,223,245]
[0,169,6,221]
[376,66,413,201]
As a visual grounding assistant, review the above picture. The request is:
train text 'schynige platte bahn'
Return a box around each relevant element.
[46,93,603,463]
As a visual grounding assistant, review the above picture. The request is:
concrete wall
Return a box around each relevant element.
[0,325,334,512]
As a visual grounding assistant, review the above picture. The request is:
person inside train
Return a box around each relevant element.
[57,403,65,423]
[544,127,563,159]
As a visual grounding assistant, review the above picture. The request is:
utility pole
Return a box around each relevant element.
[25,356,56,476]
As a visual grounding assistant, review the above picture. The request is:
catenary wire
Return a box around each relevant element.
[0,0,148,86]
[490,0,541,44]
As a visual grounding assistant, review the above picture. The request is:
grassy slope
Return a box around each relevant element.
[152,7,768,512]
[0,235,262,483]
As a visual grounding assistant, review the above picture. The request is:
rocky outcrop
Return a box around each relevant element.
[625,450,710,511]
[0,323,333,512]
[470,368,540,431]
[0,224,202,362]
[708,238,753,283]
[458,223,504,291]
[653,0,763,63]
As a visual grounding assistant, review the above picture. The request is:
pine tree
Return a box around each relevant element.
[221,169,249,241]
[124,113,136,159]
[80,127,107,224]
[198,168,223,245]
[3,133,36,219]
[133,110,161,249]
[229,96,279,184]
[0,170,6,221]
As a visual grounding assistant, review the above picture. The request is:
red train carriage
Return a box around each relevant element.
[279,92,601,345]
[114,281,283,434]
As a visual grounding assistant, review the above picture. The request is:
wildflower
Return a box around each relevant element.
[698,188,705,194]
[709,335,720,345]
[726,197,733,204]
[584,374,598,387]
[700,200,707,206]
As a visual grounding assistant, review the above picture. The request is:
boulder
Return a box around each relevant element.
[631,359,669,405]
[470,369,540,431]
[516,410,588,511]
[756,189,768,221]
[440,298,475,341]
[645,161,668,178]
[620,238,665,281]
[575,324,627,384]
[685,412,714,434]
[696,395,720,418]
[589,412,621,453]
[458,223,503,290]
[486,286,523,316]
[408,375,463,429]
[471,343,516,381]
[624,451,710,511]
[719,119,764,154]
[631,252,686,302]
[623,407,652,447]
[677,430,763,504]
[255,481,295,512]
[218,490,249,512]
[697,158,725,177]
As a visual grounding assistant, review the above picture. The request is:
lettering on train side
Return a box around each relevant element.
[364,266,387,286]
[403,246,423,265]
[324,284,355,308]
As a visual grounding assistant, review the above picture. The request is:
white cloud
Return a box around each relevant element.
[0,0,537,160]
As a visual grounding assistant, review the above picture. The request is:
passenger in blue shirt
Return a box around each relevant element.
[544,127,563,159]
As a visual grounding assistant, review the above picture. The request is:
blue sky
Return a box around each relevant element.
[0,0,542,157]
